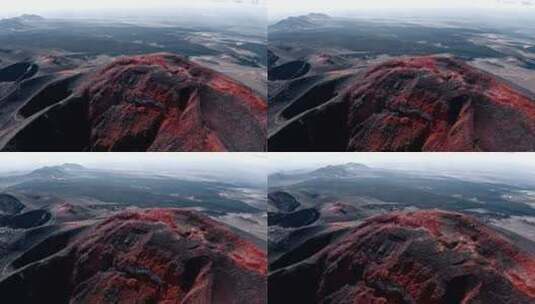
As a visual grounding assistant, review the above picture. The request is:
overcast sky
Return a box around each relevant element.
[2,152,533,173]
[0,152,268,178]
[269,0,535,19]
[0,0,266,18]
[3,1,532,20]
[268,152,535,174]
[1,153,534,187]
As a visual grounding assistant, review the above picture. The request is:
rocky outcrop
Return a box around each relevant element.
[3,53,266,151]
[269,210,535,304]
[268,191,300,213]
[0,208,267,304]
[269,56,535,151]
[83,53,266,151]
[0,194,24,215]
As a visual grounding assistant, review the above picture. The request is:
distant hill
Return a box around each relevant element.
[270,13,332,32]
[29,163,86,178]
[309,162,369,178]
[0,14,45,31]
[18,14,45,22]
[269,163,370,186]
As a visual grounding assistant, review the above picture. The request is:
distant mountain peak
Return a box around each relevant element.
[321,162,368,170]
[29,163,85,178]
[270,13,333,32]
[0,14,44,31]
[30,166,66,177]
[305,13,331,19]
[60,163,85,170]
[311,162,368,178]
[18,14,45,21]
[342,162,368,169]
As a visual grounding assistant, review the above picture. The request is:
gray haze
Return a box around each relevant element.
[0,153,268,186]
[0,0,267,31]
[268,0,535,29]
[268,153,535,187]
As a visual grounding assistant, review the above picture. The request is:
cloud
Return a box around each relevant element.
[268,0,535,17]
[498,0,535,5]
[1,0,265,16]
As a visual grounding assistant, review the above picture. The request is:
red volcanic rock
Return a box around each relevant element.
[83,53,266,151]
[269,210,535,304]
[269,56,535,151]
[346,56,535,151]
[0,208,267,304]
[2,53,266,151]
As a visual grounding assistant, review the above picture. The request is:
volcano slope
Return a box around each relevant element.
[269,56,535,151]
[269,210,535,304]
[0,208,267,304]
[0,53,266,151]
[268,211,535,304]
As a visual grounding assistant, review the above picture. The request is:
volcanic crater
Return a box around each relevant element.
[1,53,266,151]
[0,208,267,304]
[268,210,535,304]
[269,56,535,151]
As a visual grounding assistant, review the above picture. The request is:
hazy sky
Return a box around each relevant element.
[268,152,535,174]
[0,0,266,18]
[2,152,534,174]
[0,152,268,176]
[269,0,535,19]
[3,0,531,20]
[1,153,534,187]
